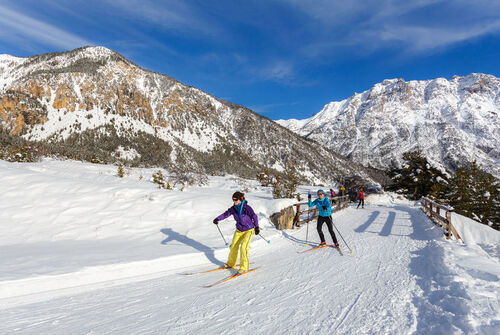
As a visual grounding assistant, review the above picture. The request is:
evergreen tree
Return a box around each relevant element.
[272,175,284,199]
[386,151,448,200]
[448,162,500,229]
[284,162,300,198]
[270,162,300,199]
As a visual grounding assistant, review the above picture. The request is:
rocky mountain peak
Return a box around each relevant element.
[278,74,500,178]
[0,47,376,186]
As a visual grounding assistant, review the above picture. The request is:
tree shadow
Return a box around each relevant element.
[398,205,474,333]
[394,205,443,241]
[379,211,396,236]
[160,228,223,267]
[355,211,380,233]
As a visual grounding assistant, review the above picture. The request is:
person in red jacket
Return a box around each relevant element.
[357,187,365,209]
[330,188,337,204]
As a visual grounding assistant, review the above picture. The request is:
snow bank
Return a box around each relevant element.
[452,212,500,246]
[1,158,499,334]
[365,192,416,206]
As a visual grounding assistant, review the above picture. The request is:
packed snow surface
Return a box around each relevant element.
[1,159,499,334]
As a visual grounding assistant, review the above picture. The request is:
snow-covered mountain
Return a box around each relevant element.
[0,46,371,183]
[277,74,500,178]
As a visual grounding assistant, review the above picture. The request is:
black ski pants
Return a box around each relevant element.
[317,216,338,244]
[357,198,365,208]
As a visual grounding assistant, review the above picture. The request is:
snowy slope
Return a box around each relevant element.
[1,159,499,334]
[277,74,500,178]
[0,46,371,184]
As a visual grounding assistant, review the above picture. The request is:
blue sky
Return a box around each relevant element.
[1,1,499,120]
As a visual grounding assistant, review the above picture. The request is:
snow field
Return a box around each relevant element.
[1,159,499,334]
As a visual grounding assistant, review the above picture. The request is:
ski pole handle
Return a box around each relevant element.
[215,223,229,247]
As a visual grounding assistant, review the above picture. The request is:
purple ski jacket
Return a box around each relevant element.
[216,200,259,232]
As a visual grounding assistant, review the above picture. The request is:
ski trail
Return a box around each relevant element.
[334,291,364,332]
[0,204,477,334]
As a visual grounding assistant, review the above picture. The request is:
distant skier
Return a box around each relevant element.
[213,192,259,274]
[308,190,339,247]
[330,188,336,198]
[330,188,336,203]
[357,187,365,209]
[340,185,345,196]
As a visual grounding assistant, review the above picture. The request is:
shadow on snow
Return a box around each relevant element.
[355,211,380,233]
[160,228,224,267]
[397,205,473,334]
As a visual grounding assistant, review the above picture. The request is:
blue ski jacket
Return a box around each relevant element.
[216,200,259,232]
[309,197,332,217]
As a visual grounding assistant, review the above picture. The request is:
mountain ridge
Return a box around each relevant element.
[0,46,375,186]
[277,73,500,178]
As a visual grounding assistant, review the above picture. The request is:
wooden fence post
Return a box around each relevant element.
[294,204,301,227]
[446,210,462,241]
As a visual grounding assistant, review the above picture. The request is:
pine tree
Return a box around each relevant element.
[386,151,448,200]
[447,166,472,216]
[256,168,272,186]
[448,162,500,229]
[272,175,284,199]
[284,162,300,198]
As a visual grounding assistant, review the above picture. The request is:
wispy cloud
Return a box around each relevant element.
[259,61,296,82]
[0,4,90,50]
[281,0,500,57]
[377,20,500,53]
[102,0,224,38]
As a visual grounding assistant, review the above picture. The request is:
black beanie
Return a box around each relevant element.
[232,191,245,200]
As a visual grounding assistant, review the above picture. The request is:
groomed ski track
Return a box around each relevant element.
[1,204,476,335]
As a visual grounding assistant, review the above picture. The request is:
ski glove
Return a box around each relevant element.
[308,194,311,200]
[322,206,327,211]
[255,227,260,235]
[213,218,219,224]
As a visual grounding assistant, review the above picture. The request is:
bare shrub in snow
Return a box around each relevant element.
[117,163,125,178]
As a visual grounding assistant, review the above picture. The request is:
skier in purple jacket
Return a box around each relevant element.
[213,192,259,273]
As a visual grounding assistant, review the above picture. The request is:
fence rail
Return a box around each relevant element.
[421,197,462,241]
[293,195,350,227]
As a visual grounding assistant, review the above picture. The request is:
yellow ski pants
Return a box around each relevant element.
[226,228,254,271]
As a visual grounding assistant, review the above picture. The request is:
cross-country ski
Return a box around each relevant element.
[205,267,261,288]
[181,264,243,276]
[298,244,333,253]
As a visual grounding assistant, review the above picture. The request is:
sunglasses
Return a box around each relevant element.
[317,193,324,196]
[232,198,239,201]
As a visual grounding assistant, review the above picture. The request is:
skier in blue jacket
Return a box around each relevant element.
[309,189,339,247]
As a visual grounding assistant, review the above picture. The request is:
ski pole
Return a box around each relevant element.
[306,191,311,245]
[216,224,229,247]
[330,217,354,254]
[258,233,271,244]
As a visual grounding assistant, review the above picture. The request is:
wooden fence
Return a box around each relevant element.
[293,195,350,227]
[421,197,462,241]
